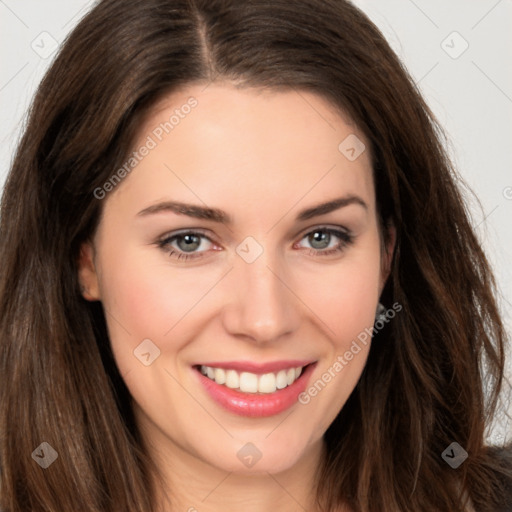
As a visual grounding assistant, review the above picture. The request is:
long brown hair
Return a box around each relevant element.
[1,0,511,510]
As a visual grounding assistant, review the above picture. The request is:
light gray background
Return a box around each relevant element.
[1,0,511,443]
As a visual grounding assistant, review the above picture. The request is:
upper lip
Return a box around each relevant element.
[194,360,315,374]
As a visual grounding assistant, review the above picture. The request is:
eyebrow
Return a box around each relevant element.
[136,195,367,224]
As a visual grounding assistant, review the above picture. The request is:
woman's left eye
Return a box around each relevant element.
[157,227,354,261]
[294,227,354,256]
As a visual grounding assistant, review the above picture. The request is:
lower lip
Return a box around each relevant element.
[194,363,317,418]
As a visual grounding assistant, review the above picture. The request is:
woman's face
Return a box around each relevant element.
[79,83,393,475]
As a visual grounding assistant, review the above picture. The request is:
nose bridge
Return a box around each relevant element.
[221,242,300,343]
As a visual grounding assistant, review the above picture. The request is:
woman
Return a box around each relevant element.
[0,0,511,511]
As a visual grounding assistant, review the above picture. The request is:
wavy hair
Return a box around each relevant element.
[1,0,511,511]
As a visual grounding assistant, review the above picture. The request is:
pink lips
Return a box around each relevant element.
[194,360,317,417]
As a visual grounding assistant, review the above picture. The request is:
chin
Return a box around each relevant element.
[194,429,320,475]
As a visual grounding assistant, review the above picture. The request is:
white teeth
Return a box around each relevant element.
[199,364,306,394]
[258,373,277,393]
[214,368,226,385]
[239,372,258,393]
[276,370,288,389]
[225,369,239,389]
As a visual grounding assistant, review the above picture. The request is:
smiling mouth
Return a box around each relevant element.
[193,363,313,394]
[193,361,317,417]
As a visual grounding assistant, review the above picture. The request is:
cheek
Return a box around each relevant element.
[292,239,382,428]
[295,243,382,344]
[309,270,378,337]
[96,246,220,372]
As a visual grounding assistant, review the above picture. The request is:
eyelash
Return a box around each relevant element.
[157,226,354,262]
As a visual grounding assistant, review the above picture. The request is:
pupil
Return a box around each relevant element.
[309,231,330,249]
[178,234,200,252]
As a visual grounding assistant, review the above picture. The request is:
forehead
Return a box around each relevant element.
[108,82,375,218]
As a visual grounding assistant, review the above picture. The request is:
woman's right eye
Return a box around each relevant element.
[157,231,215,261]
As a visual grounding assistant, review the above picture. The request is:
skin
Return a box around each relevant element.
[79,82,395,512]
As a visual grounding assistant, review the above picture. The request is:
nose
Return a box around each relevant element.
[220,250,301,344]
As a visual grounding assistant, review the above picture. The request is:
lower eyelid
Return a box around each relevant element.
[166,248,203,260]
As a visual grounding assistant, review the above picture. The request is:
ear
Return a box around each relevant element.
[78,241,101,301]
[379,220,396,294]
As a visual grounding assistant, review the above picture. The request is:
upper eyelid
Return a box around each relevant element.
[159,227,213,242]
[296,224,350,238]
